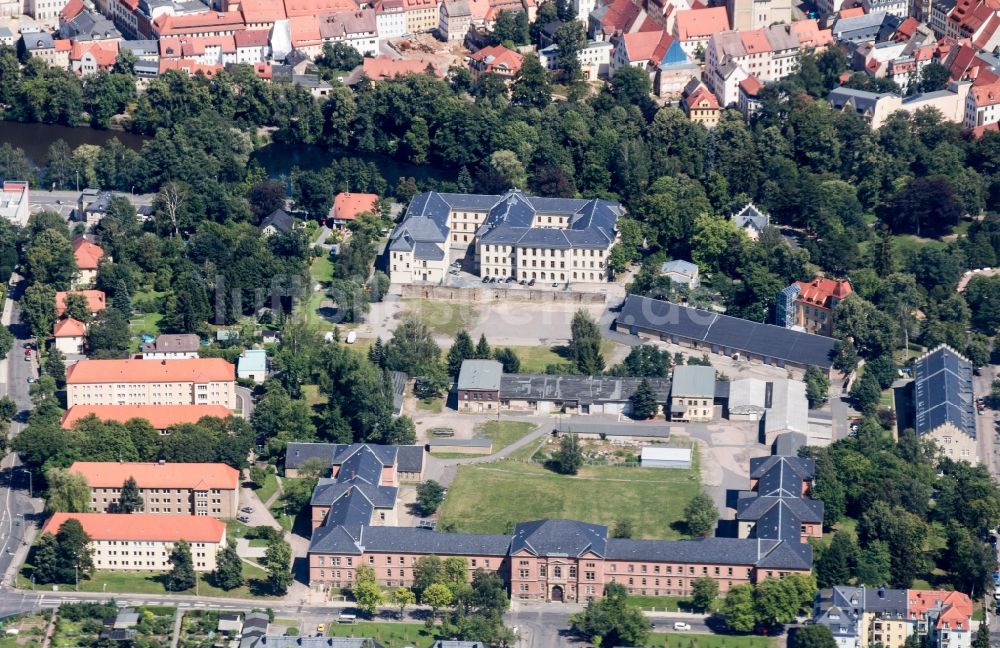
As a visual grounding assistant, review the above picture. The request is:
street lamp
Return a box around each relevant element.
[19,468,32,498]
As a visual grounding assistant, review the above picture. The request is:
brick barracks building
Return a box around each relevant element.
[306,447,816,602]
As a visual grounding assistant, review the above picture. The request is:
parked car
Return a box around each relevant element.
[528,278,536,286]
[26,378,36,384]
[241,506,253,513]
[481,276,490,283]
[673,623,691,631]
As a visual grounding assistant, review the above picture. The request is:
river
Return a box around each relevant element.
[0,121,454,187]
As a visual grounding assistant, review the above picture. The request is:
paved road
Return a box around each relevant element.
[0,277,41,588]
[236,385,255,419]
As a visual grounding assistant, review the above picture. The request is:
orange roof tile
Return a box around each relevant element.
[971,79,1000,105]
[332,193,378,221]
[289,14,322,46]
[70,40,120,66]
[158,58,223,76]
[66,358,235,385]
[55,290,106,317]
[240,0,287,23]
[793,277,853,308]
[153,11,247,37]
[60,0,86,22]
[61,404,234,430]
[283,0,356,17]
[69,460,240,490]
[53,318,87,338]
[838,6,864,16]
[54,39,71,52]
[72,237,105,270]
[470,44,524,73]
[789,19,832,47]
[235,29,270,47]
[739,74,763,95]
[740,28,771,54]
[674,6,728,40]
[42,512,226,543]
[685,85,720,109]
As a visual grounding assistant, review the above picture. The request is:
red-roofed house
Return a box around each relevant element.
[683,82,721,127]
[966,79,1000,129]
[589,0,646,41]
[55,290,107,318]
[61,404,233,432]
[672,6,728,56]
[149,10,247,39]
[402,0,439,32]
[70,460,240,517]
[72,237,105,288]
[610,29,687,75]
[158,58,224,77]
[330,193,379,229]
[66,358,236,408]
[283,0,356,17]
[288,14,323,56]
[375,0,406,38]
[70,40,119,76]
[234,29,271,63]
[946,0,1000,41]
[42,513,227,572]
[469,44,524,81]
[779,276,852,335]
[738,74,763,117]
[238,0,287,28]
[59,0,86,23]
[53,318,87,355]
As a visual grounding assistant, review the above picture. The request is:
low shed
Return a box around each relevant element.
[640,447,692,469]
[425,438,493,455]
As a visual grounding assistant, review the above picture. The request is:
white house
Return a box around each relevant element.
[237,349,268,383]
[375,0,406,39]
[53,318,87,355]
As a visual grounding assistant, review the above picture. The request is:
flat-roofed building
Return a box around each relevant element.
[41,512,226,571]
[0,181,30,227]
[70,461,240,517]
[65,358,236,408]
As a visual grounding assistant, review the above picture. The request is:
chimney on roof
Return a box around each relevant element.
[158,459,165,465]
[161,359,166,365]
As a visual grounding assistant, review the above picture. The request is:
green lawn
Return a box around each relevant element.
[476,420,537,450]
[405,299,480,337]
[416,397,443,413]
[327,621,438,647]
[503,345,565,373]
[626,595,692,611]
[310,256,335,284]
[302,384,325,407]
[129,311,163,337]
[22,563,274,599]
[255,471,280,504]
[646,633,775,648]
[225,518,255,538]
[439,460,700,539]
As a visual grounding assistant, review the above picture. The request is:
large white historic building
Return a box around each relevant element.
[387,190,622,286]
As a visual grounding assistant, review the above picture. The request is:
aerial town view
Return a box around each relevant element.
[0,0,999,642]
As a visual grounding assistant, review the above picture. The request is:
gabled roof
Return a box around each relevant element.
[332,193,378,221]
[792,277,853,308]
[55,290,106,317]
[510,519,608,557]
[43,512,226,543]
[913,345,976,440]
[141,333,200,354]
[69,461,240,490]
[457,359,503,391]
[53,317,87,338]
[731,201,769,229]
[72,237,105,270]
[260,209,295,233]
[674,6,728,40]
[66,358,235,384]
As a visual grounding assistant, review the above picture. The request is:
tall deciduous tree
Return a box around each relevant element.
[45,468,92,513]
[54,518,94,584]
[550,433,584,475]
[384,315,441,377]
[212,539,244,590]
[684,493,718,537]
[165,540,196,591]
[22,283,56,341]
[116,476,144,513]
[264,537,293,595]
[569,583,651,647]
[569,310,604,374]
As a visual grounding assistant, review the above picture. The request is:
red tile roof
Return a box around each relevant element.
[55,290,106,317]
[598,0,643,36]
[793,277,853,309]
[42,512,226,543]
[158,58,223,76]
[283,0,356,17]
[66,358,235,385]
[61,404,234,430]
[153,11,247,37]
[240,0,287,23]
[70,40,119,66]
[69,460,240,490]
[685,85,720,109]
[53,317,87,338]
[55,39,72,52]
[740,28,771,54]
[289,14,322,46]
[235,29,270,47]
[59,0,86,22]
[739,74,763,96]
[674,6,728,40]
[72,237,105,270]
[838,6,864,17]
[971,79,1000,105]
[332,193,379,221]
[470,44,524,74]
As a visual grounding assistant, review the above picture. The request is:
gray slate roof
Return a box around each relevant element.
[660,259,698,278]
[913,345,975,440]
[511,519,608,558]
[749,456,814,497]
[389,190,622,255]
[310,525,512,556]
[731,202,769,232]
[606,537,812,570]
[618,295,837,369]
[671,366,716,398]
[500,374,671,406]
[285,442,423,474]
[457,360,503,391]
[554,418,670,439]
[260,209,294,233]
[141,333,200,355]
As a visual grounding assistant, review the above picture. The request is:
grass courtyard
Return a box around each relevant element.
[327,621,438,647]
[404,298,480,337]
[438,460,701,539]
[476,420,537,450]
[647,633,775,648]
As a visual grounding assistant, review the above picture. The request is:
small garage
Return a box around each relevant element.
[640,447,692,469]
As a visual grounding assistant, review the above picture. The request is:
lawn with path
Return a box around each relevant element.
[646,633,775,648]
[476,420,537,450]
[438,460,701,539]
[19,563,274,599]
